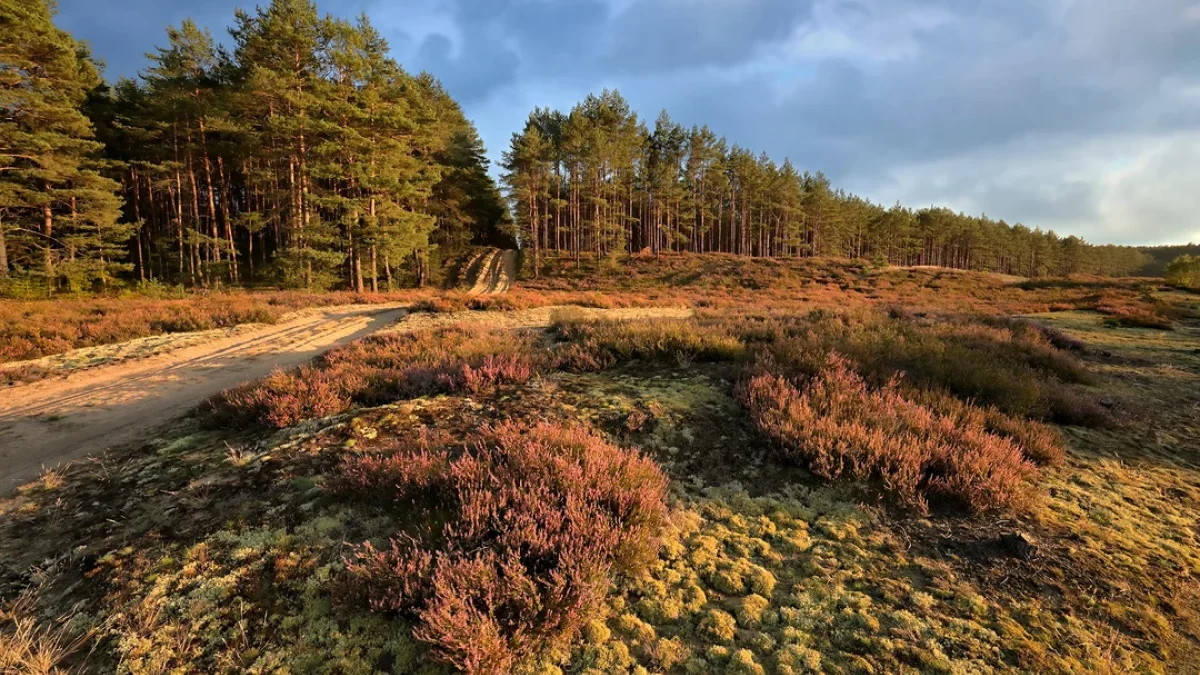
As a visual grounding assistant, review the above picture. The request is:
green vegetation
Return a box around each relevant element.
[1164,254,1200,289]
[2,0,512,296]
[0,0,125,291]
[501,97,1149,277]
[1137,243,1200,277]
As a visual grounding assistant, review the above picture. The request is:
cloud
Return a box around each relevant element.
[856,131,1200,245]
[53,0,1200,245]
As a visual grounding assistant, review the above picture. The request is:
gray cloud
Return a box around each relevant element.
[54,0,1200,244]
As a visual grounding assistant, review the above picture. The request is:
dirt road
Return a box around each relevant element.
[466,249,520,295]
[0,303,691,494]
[0,303,408,493]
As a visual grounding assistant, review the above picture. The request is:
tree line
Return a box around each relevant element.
[1,0,1161,296]
[501,92,1151,278]
[1139,244,1200,277]
[1,0,511,294]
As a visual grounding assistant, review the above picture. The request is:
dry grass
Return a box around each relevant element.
[1,253,1172,367]
[0,592,94,674]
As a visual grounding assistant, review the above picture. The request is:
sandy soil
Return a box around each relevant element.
[466,249,520,295]
[0,303,408,494]
[0,303,691,494]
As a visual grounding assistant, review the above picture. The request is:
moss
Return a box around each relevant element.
[680,580,708,613]
[689,534,722,571]
[747,566,777,597]
[726,648,766,675]
[636,595,685,624]
[706,645,732,663]
[743,630,776,654]
[710,563,748,595]
[648,636,690,671]
[699,609,738,643]
[775,643,824,674]
[736,594,771,628]
[616,612,657,645]
[582,619,611,645]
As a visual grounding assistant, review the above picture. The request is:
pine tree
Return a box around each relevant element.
[1,0,124,290]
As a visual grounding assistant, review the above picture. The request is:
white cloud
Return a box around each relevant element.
[859,131,1200,245]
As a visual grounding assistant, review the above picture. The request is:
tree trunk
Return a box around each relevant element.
[42,205,54,290]
[197,119,222,276]
[217,156,237,282]
[370,246,378,293]
[0,213,8,279]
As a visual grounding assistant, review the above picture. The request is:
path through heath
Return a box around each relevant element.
[0,303,691,494]
[0,303,408,493]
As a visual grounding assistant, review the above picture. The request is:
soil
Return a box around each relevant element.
[465,248,520,295]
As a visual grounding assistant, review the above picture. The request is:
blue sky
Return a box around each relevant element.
[57,0,1200,246]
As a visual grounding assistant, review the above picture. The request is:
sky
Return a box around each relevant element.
[56,0,1200,247]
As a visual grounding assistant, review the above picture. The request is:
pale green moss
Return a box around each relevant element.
[699,609,738,643]
[726,648,765,675]
[775,643,823,674]
[736,594,771,628]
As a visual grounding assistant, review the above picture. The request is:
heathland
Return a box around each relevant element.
[2,253,1198,674]
[4,1,1200,673]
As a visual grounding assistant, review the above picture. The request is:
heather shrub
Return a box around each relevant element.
[209,318,746,429]
[410,294,472,314]
[755,311,1101,425]
[552,318,744,369]
[741,354,1039,512]
[207,327,544,428]
[341,423,669,673]
[209,365,357,428]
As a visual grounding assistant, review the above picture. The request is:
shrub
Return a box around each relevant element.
[341,423,669,673]
[756,311,1100,424]
[552,318,744,369]
[208,318,744,430]
[410,294,471,314]
[1164,254,1200,289]
[208,365,356,428]
[207,328,543,428]
[741,354,1039,512]
[1103,312,1174,330]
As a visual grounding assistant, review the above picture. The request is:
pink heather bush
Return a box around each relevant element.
[340,423,669,673]
[742,353,1040,513]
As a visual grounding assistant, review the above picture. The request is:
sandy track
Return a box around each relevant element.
[0,303,408,493]
[466,249,520,295]
[0,303,691,494]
